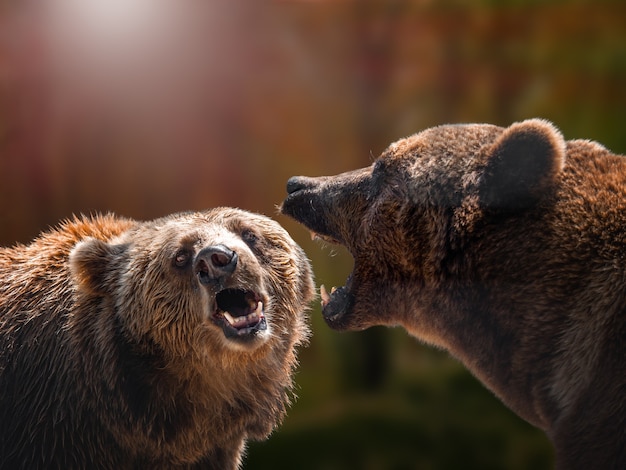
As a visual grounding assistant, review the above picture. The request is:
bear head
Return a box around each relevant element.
[70,209,314,358]
[281,119,566,332]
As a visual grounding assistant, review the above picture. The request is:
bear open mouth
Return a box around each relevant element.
[212,289,267,340]
[281,177,356,328]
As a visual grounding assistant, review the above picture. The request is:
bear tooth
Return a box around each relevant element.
[223,311,236,326]
[310,231,318,241]
[254,301,264,316]
[320,284,330,307]
[330,286,337,294]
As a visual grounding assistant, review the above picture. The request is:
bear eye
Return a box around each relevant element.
[241,229,258,246]
[173,248,192,268]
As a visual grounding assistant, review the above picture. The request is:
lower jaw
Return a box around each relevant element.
[222,317,268,341]
[210,317,269,348]
[320,285,354,328]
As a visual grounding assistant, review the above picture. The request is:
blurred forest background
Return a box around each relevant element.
[1,0,625,468]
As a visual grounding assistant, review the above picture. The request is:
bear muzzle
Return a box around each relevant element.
[193,245,268,343]
[283,175,365,331]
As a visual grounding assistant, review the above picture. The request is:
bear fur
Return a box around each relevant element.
[282,119,626,470]
[0,209,314,469]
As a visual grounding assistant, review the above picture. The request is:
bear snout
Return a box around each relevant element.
[194,245,238,286]
[283,175,345,244]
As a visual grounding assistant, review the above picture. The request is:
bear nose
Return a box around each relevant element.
[286,176,318,195]
[194,245,238,286]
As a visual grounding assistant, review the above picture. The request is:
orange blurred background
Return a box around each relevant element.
[1,1,625,469]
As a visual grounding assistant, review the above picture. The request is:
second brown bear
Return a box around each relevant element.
[283,119,625,470]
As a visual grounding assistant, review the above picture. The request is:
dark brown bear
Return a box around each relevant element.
[282,119,625,470]
[0,209,314,469]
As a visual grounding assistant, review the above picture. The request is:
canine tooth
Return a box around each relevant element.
[223,311,236,326]
[310,231,318,241]
[331,286,337,294]
[255,301,264,316]
[320,284,330,307]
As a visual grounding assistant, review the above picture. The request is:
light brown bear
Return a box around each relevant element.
[0,209,314,469]
[282,119,625,470]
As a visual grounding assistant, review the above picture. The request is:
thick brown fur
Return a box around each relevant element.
[0,209,314,469]
[282,119,625,469]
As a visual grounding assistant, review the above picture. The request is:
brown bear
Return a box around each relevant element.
[0,209,314,469]
[281,119,626,470]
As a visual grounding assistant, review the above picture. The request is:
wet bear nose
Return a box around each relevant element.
[194,245,238,285]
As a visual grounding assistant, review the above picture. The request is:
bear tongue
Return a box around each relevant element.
[223,301,264,329]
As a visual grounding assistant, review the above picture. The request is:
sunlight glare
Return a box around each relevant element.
[50,0,170,54]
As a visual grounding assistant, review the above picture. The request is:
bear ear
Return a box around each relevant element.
[70,238,126,295]
[479,119,565,210]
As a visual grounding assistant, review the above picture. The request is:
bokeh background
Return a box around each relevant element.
[2,0,625,468]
